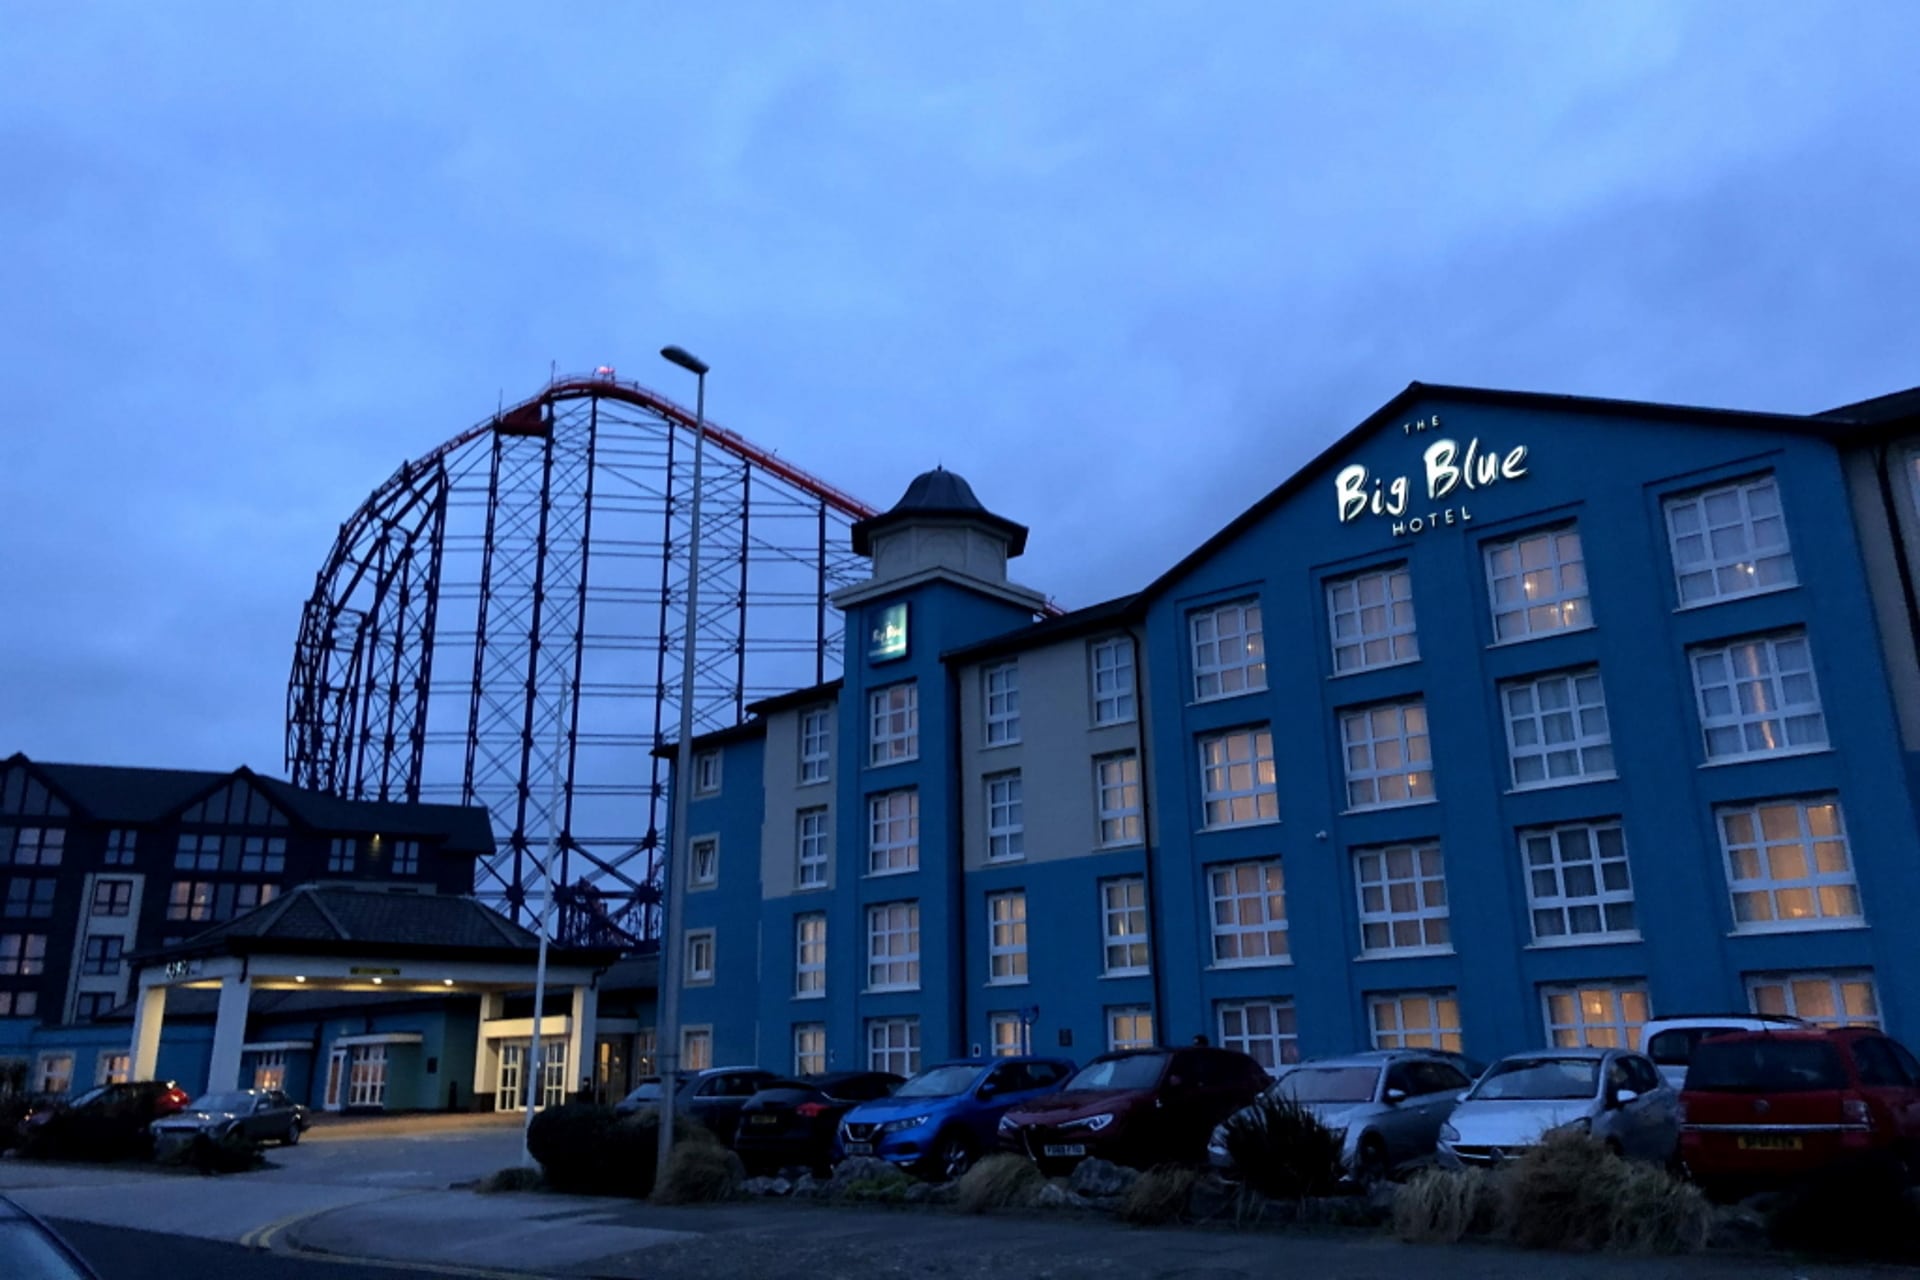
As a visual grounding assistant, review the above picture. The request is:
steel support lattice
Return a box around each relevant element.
[287,374,876,945]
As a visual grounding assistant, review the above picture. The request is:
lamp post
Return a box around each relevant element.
[522,675,566,1164]
[655,343,709,1182]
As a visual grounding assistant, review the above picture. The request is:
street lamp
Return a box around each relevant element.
[654,344,708,1181]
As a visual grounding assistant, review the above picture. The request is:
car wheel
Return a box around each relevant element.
[1353,1136,1389,1187]
[929,1130,975,1182]
[283,1123,301,1146]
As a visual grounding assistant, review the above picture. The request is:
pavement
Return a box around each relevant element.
[1,1115,1913,1279]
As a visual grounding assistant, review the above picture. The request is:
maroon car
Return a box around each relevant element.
[997,1047,1268,1172]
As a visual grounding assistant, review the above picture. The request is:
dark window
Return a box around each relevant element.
[1686,1039,1847,1092]
[0,990,37,1017]
[92,881,133,917]
[7,828,64,867]
[174,833,221,871]
[81,936,123,976]
[1852,1038,1911,1088]
[0,934,46,976]
[3,879,55,918]
[327,838,356,874]
[393,841,420,875]
[239,837,285,875]
[75,992,116,1020]
[233,883,280,915]
[103,830,137,867]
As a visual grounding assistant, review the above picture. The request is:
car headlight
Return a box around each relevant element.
[998,1114,1018,1133]
[879,1114,930,1134]
[1064,1113,1114,1132]
[1439,1122,1460,1143]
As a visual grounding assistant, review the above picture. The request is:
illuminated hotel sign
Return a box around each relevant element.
[1335,414,1529,537]
[869,602,909,663]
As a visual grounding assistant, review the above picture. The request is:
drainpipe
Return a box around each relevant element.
[1871,442,1920,673]
[951,664,969,1059]
[1127,626,1167,1045]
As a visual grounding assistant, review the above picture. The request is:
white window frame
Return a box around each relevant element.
[1095,753,1143,847]
[1340,701,1435,810]
[1191,599,1266,700]
[1198,727,1278,828]
[866,901,920,992]
[1717,796,1862,932]
[1327,565,1418,674]
[985,772,1024,862]
[989,1012,1024,1058]
[36,1052,73,1095]
[1353,842,1451,956]
[1106,1006,1155,1051]
[1521,820,1638,944]
[0,933,46,976]
[347,1044,387,1108]
[98,1051,133,1086]
[249,1050,284,1091]
[693,750,722,796]
[685,929,716,986]
[869,683,919,766]
[1502,669,1615,789]
[868,789,918,875]
[689,836,718,888]
[799,707,832,785]
[682,1026,713,1072]
[796,807,829,889]
[1217,1000,1298,1073]
[1541,983,1650,1049]
[1207,859,1289,966]
[1485,526,1591,642]
[794,913,826,998]
[1368,991,1463,1053]
[1090,637,1136,725]
[1665,475,1796,607]
[986,891,1028,985]
[984,662,1021,746]
[1691,632,1828,762]
[867,1017,920,1076]
[1747,970,1882,1029]
[1101,876,1150,976]
[793,1023,827,1075]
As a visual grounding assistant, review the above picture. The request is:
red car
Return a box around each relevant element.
[1679,1027,1920,1193]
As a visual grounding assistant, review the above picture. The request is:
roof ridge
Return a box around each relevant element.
[466,896,532,946]
[303,887,351,941]
[244,883,308,937]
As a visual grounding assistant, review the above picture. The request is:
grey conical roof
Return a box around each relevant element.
[851,466,1028,556]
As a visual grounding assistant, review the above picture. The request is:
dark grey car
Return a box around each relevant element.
[149,1088,308,1156]
[616,1067,777,1144]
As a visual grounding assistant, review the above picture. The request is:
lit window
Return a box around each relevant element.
[1095,754,1143,847]
[1521,821,1637,943]
[36,1053,72,1095]
[7,828,64,867]
[869,683,919,766]
[80,936,123,976]
[234,883,280,913]
[1353,843,1451,955]
[1718,796,1861,931]
[989,1012,1023,1058]
[1207,860,1288,965]
[985,773,1024,862]
[682,1027,713,1072]
[866,902,920,991]
[1340,701,1434,810]
[1369,991,1463,1052]
[1191,600,1266,700]
[91,880,133,917]
[0,934,46,976]
[1748,970,1880,1029]
[987,892,1027,984]
[99,1052,132,1085]
[391,841,419,876]
[1665,475,1796,606]
[1199,728,1278,828]
[1327,566,1418,674]
[173,833,221,871]
[796,808,829,888]
[868,790,919,874]
[1502,669,1614,788]
[693,750,722,796]
[685,929,716,985]
[1218,1000,1298,1073]
[1101,877,1150,976]
[103,830,136,867]
[867,1017,919,1076]
[250,1051,285,1091]
[794,913,826,998]
[327,838,356,873]
[690,837,718,888]
[4,879,55,919]
[1107,1006,1154,1051]
[1542,983,1650,1049]
[1091,638,1136,725]
[984,663,1021,746]
[793,1024,827,1075]
[1691,632,1827,761]
[1485,527,1590,641]
[799,707,832,784]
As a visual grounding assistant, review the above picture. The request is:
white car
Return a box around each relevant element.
[1637,1014,1809,1090]
[1437,1048,1678,1168]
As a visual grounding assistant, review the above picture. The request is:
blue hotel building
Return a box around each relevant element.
[667,380,1920,1081]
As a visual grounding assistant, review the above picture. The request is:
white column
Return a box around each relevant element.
[473,992,504,1103]
[567,984,597,1102]
[205,976,251,1093]
[130,983,167,1082]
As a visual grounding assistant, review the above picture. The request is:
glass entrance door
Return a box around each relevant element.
[324,1048,348,1111]
[497,1042,524,1112]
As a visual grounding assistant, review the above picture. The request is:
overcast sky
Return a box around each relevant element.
[3,2,1918,774]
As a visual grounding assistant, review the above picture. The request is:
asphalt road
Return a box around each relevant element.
[52,1219,474,1280]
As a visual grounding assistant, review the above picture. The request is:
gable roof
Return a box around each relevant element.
[940,593,1143,665]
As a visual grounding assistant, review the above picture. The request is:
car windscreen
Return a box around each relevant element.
[1272,1066,1379,1104]
[894,1065,981,1098]
[625,1081,665,1101]
[0,1219,90,1280]
[186,1093,255,1113]
[1685,1039,1847,1092]
[1066,1055,1167,1092]
[1470,1057,1600,1101]
[66,1087,111,1109]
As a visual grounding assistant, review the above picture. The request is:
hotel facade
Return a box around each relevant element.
[669,381,1920,1081]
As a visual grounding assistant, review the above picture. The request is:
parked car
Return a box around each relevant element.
[19,1081,190,1160]
[0,1194,101,1279]
[837,1057,1073,1179]
[733,1071,903,1174]
[1639,1013,1811,1089]
[1207,1050,1479,1184]
[998,1047,1268,1173]
[1679,1026,1920,1194]
[149,1088,308,1158]
[1437,1048,1678,1168]
[615,1067,778,1144]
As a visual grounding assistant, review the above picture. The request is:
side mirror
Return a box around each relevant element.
[977,1082,998,1100]
[1455,1091,1470,1104]
[1383,1088,1407,1105]
[1613,1088,1639,1107]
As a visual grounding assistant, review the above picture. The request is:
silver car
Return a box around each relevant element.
[1207,1051,1480,1183]
[1437,1048,1678,1168]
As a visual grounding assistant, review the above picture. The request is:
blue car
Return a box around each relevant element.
[836,1056,1074,1179]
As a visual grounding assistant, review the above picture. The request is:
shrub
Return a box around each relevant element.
[1218,1092,1346,1200]
[653,1140,742,1204]
[1497,1132,1705,1255]
[1392,1168,1498,1244]
[1605,1162,1712,1255]
[955,1153,1044,1214]
[154,1129,263,1175]
[1120,1164,1196,1226]
[478,1166,546,1194]
[526,1103,667,1197]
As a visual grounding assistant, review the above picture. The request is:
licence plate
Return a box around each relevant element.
[845,1141,872,1155]
[1043,1144,1086,1158]
[1737,1134,1803,1151]
[749,1114,780,1126]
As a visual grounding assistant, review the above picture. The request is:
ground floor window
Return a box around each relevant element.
[252,1051,286,1091]
[1217,1000,1298,1073]
[497,1041,570,1111]
[1542,982,1649,1049]
[595,1036,631,1103]
[793,1023,826,1075]
[37,1053,73,1095]
[497,1043,524,1112]
[1107,1006,1154,1051]
[1748,970,1880,1028]
[347,1045,387,1108]
[867,1017,919,1077]
[540,1042,569,1108]
[988,1012,1023,1057]
[96,1052,130,1086]
[634,1027,657,1079]
[1368,991,1463,1052]
[682,1026,713,1072]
